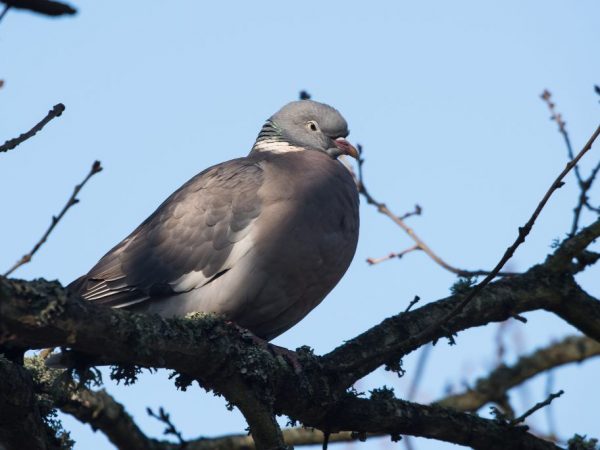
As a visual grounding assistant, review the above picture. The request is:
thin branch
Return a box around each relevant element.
[402,343,433,450]
[3,160,103,277]
[366,245,420,265]
[510,391,564,426]
[0,0,76,17]
[404,295,421,313]
[583,159,600,214]
[406,344,432,401]
[540,90,581,183]
[541,90,600,236]
[355,145,516,277]
[544,371,559,439]
[405,123,600,354]
[0,4,10,23]
[0,103,65,153]
[147,407,186,447]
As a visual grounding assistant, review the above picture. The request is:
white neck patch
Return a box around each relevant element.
[252,139,305,154]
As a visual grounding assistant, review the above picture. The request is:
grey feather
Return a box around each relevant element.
[69,100,359,341]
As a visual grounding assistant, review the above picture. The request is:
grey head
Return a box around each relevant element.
[252,100,358,159]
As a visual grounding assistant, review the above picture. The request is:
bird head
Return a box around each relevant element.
[254,100,358,159]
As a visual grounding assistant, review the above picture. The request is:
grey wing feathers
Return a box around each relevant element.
[69,159,264,308]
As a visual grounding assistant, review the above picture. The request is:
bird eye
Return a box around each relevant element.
[307,121,319,132]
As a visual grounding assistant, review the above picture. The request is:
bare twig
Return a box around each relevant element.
[404,295,421,313]
[398,204,423,220]
[510,391,564,426]
[367,245,420,265]
[583,159,600,214]
[494,320,513,364]
[147,407,186,447]
[0,4,10,23]
[407,124,600,350]
[3,160,103,277]
[406,344,432,402]
[544,371,558,439]
[541,90,600,235]
[0,103,65,153]
[355,145,517,277]
[540,90,581,182]
[0,0,76,17]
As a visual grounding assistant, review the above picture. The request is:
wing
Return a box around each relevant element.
[70,158,264,309]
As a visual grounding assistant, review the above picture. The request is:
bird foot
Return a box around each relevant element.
[266,343,302,374]
[225,321,302,373]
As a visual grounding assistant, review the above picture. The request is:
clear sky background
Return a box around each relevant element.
[1,1,599,449]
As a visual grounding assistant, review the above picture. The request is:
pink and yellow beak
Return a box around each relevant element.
[334,137,359,159]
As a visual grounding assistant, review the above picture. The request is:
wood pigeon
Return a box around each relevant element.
[69,100,360,341]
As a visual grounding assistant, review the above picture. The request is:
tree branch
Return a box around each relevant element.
[27,334,600,450]
[400,123,600,364]
[0,1,76,17]
[4,161,103,277]
[0,103,65,154]
[355,147,516,276]
[539,90,600,237]
[2,205,599,449]
[437,335,600,412]
[30,353,358,450]
[317,394,560,450]
[0,3,10,23]
[510,391,564,426]
[545,219,600,273]
[321,213,600,387]
[0,356,66,450]
[0,276,567,450]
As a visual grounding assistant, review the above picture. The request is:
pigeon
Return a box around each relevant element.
[69,100,360,341]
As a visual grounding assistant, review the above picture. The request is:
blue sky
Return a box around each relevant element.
[1,1,599,449]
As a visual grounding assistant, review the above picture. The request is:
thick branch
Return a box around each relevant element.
[30,355,356,450]
[0,277,564,450]
[0,356,63,450]
[403,124,600,364]
[437,335,600,412]
[31,334,600,450]
[26,356,157,450]
[545,218,600,273]
[317,395,559,450]
[3,221,599,449]
[323,213,600,387]
[321,266,584,387]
